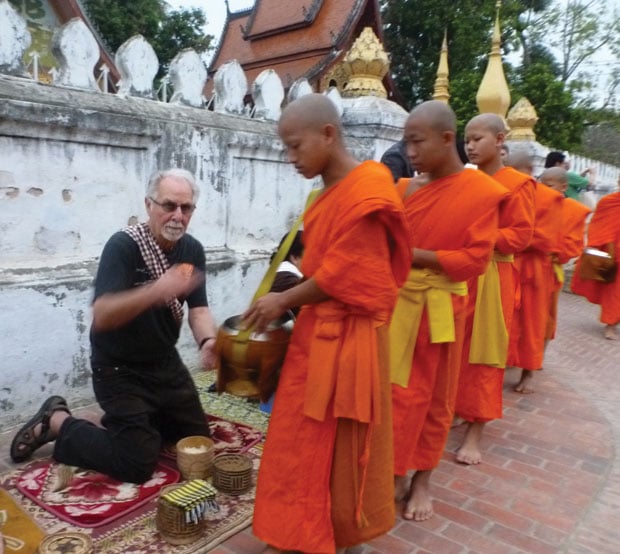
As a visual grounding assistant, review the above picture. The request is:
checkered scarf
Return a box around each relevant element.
[122,222,184,325]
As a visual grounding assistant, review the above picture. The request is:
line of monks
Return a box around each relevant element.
[242,94,620,554]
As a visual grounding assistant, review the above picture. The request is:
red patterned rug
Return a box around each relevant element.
[4,414,263,533]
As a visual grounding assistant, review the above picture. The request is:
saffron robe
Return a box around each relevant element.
[509,184,564,370]
[456,167,535,422]
[571,191,620,325]
[252,161,411,553]
[546,198,591,339]
[391,168,508,474]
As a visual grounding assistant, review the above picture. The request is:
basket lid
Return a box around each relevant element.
[213,453,252,472]
[38,532,93,554]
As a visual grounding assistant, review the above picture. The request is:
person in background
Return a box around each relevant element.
[544,151,594,202]
[380,138,414,182]
[10,168,217,483]
[269,230,304,297]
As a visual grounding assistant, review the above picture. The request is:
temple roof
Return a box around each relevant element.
[208,0,396,96]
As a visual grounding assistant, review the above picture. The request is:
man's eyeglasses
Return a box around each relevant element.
[149,197,196,215]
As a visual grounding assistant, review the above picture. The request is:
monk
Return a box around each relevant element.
[244,93,411,554]
[507,153,564,393]
[539,167,591,342]
[390,101,508,521]
[571,189,620,340]
[454,114,535,465]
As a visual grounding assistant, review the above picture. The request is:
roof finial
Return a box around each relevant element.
[476,0,511,120]
[432,30,450,104]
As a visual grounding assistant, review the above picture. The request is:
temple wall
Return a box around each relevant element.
[0,74,406,431]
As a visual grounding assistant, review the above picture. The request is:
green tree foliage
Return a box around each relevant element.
[83,0,213,76]
[381,0,551,133]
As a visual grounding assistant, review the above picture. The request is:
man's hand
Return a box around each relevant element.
[199,338,217,370]
[242,292,287,334]
[152,264,204,305]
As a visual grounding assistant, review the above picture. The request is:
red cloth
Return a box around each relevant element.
[391,169,508,473]
[253,161,411,553]
[509,184,564,369]
[571,191,620,325]
[456,167,535,422]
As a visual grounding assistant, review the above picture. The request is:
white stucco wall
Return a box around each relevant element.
[0,74,406,431]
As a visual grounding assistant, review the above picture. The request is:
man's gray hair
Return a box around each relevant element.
[146,168,200,202]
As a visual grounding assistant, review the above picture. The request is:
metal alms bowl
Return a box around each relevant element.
[216,313,294,399]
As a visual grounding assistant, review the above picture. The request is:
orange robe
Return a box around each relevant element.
[571,191,620,325]
[456,167,535,422]
[509,184,564,370]
[546,198,591,339]
[391,168,508,474]
[253,161,411,553]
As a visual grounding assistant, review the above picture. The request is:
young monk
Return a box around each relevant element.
[507,152,564,393]
[244,93,411,553]
[571,188,620,340]
[454,114,535,465]
[539,167,591,342]
[390,101,509,521]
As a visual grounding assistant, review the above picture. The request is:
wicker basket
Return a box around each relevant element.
[176,435,215,480]
[156,483,206,545]
[38,532,93,554]
[212,453,253,495]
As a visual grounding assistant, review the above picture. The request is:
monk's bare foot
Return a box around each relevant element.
[455,421,484,465]
[260,547,281,554]
[403,470,433,521]
[514,369,535,394]
[394,473,412,502]
[451,415,466,428]
[604,325,617,340]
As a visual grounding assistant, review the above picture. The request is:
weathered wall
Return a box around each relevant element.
[0,74,407,431]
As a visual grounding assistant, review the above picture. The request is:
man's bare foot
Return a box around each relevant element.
[514,369,535,394]
[604,325,617,340]
[403,470,434,521]
[455,421,484,465]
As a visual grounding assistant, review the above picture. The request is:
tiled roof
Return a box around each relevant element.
[209,0,386,93]
[244,0,325,39]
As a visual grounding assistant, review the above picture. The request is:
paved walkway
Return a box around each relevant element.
[215,291,620,554]
[1,291,618,553]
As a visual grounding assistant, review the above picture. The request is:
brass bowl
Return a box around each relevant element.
[216,313,294,399]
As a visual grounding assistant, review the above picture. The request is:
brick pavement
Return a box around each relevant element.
[213,291,620,554]
[1,291,618,553]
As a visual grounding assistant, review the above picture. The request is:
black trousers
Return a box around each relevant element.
[54,351,209,483]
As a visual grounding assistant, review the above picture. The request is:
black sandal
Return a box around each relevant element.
[10,395,71,463]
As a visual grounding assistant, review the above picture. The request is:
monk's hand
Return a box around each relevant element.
[242,292,287,334]
[406,173,431,196]
[200,338,217,370]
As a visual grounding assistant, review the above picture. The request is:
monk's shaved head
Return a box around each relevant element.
[466,113,507,135]
[540,166,568,193]
[507,150,534,175]
[280,93,342,135]
[408,100,457,134]
[540,167,568,184]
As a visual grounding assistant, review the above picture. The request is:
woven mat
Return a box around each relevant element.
[1,445,261,553]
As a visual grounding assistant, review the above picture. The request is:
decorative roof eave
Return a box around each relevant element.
[208,5,254,73]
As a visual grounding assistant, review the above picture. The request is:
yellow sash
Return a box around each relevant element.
[469,259,508,368]
[553,261,564,285]
[389,268,467,387]
[493,251,514,262]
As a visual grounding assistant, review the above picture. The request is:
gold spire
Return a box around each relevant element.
[341,27,389,98]
[432,30,450,104]
[476,1,511,118]
[506,97,539,140]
